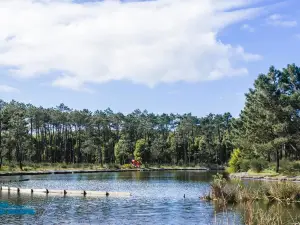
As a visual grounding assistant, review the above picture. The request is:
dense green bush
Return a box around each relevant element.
[61,164,68,169]
[239,159,250,172]
[280,160,300,175]
[121,164,134,169]
[250,159,266,173]
[104,163,120,169]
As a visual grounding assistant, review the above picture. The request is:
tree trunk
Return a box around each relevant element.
[18,143,23,170]
[276,148,280,173]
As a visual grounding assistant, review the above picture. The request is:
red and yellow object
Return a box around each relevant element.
[131,159,141,168]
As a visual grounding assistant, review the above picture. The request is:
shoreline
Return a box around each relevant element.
[0,167,224,177]
[230,172,300,182]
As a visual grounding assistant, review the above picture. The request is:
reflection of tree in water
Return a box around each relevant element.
[94,171,217,182]
[174,171,214,182]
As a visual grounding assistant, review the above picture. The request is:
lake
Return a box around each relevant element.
[0,170,288,225]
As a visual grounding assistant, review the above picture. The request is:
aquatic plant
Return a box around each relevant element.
[203,173,300,204]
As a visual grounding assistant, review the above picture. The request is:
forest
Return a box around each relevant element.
[0,64,299,171]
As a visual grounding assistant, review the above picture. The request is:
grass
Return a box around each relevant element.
[206,174,300,224]
[238,202,300,225]
[203,173,300,204]
[0,163,107,172]
[0,162,214,173]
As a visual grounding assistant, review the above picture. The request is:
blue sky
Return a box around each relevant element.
[0,0,299,117]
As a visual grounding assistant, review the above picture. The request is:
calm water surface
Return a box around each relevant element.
[0,171,241,225]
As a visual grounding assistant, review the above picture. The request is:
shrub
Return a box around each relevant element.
[61,164,68,169]
[280,160,300,175]
[250,159,266,173]
[42,163,50,167]
[292,162,300,170]
[104,163,120,169]
[33,164,40,169]
[239,159,250,172]
[9,163,16,169]
[178,159,184,166]
[73,163,81,168]
[121,164,134,169]
[228,148,241,173]
[81,163,90,168]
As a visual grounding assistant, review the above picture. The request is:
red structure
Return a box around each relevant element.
[131,159,141,168]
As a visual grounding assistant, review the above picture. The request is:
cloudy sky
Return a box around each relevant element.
[0,0,299,116]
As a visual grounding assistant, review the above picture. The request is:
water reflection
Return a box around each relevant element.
[4,171,299,224]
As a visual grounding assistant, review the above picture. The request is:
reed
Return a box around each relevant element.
[204,173,300,204]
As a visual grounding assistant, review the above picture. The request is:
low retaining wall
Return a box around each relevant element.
[0,186,131,197]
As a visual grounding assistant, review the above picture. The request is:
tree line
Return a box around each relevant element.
[0,100,234,169]
[1,63,299,170]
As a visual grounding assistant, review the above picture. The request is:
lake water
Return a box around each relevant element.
[0,171,244,224]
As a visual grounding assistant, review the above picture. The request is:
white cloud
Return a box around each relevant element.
[267,14,297,27]
[0,0,264,90]
[241,24,255,32]
[0,84,19,93]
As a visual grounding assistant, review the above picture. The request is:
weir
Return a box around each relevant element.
[0,186,131,197]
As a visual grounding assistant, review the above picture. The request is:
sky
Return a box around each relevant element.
[0,0,299,117]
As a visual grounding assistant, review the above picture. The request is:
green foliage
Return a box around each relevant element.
[250,159,267,173]
[104,163,120,169]
[61,164,68,169]
[22,167,31,171]
[121,164,134,169]
[1,63,300,169]
[228,148,241,173]
[134,139,146,162]
[73,163,81,169]
[134,139,151,163]
[9,163,16,169]
[178,159,184,167]
[0,99,235,167]
[239,159,250,172]
[279,160,300,175]
[114,137,131,165]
